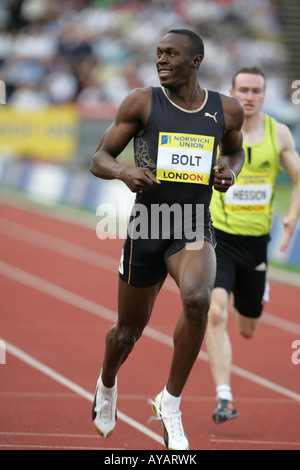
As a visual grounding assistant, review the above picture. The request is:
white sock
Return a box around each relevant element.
[216,384,232,402]
[98,374,117,399]
[161,386,181,412]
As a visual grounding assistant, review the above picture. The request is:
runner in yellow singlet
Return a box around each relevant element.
[206,66,300,424]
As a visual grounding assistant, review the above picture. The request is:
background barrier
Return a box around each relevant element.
[0,157,298,271]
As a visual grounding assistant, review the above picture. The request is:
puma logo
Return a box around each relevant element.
[205,112,217,123]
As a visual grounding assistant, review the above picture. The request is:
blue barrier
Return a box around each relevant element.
[0,158,299,269]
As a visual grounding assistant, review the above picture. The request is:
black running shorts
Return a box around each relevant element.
[119,216,216,287]
[214,228,270,318]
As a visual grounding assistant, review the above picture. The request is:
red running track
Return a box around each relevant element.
[0,195,300,451]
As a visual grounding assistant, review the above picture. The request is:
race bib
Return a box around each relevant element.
[156,132,214,185]
[225,173,272,213]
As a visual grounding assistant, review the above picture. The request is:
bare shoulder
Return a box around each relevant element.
[220,93,242,111]
[275,120,300,177]
[219,93,244,131]
[124,86,152,101]
[118,87,152,112]
[276,120,295,150]
[116,87,152,127]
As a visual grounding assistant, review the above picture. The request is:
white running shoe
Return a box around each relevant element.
[92,376,117,438]
[149,391,189,450]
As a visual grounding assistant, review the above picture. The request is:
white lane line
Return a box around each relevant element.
[144,326,300,402]
[3,339,164,447]
[0,218,119,272]
[210,438,300,447]
[0,431,125,450]
[261,312,300,335]
[1,217,299,335]
[0,444,123,450]
[1,260,300,403]
[1,195,300,287]
[0,431,107,438]
[0,392,297,404]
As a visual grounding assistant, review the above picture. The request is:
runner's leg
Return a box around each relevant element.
[165,241,216,397]
[206,287,232,387]
[101,278,164,387]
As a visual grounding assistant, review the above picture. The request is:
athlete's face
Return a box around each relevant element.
[156,33,201,89]
[230,73,266,117]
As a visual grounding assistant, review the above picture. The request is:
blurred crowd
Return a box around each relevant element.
[0,0,291,114]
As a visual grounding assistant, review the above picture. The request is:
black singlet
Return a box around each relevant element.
[119,86,226,286]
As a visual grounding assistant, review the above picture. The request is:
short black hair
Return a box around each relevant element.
[167,29,205,58]
[232,66,266,90]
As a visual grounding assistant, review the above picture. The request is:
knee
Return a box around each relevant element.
[108,324,142,351]
[182,287,211,324]
[237,324,256,339]
[206,288,229,329]
[233,308,259,339]
[208,300,227,328]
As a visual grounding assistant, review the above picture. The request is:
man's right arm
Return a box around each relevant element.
[90,88,160,193]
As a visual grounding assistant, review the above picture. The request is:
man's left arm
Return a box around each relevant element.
[213,96,245,193]
[277,122,300,251]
